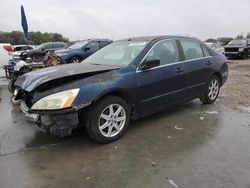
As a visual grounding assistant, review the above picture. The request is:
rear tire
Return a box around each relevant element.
[242,52,247,59]
[83,96,130,144]
[200,75,220,104]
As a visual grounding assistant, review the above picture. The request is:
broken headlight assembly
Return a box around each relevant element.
[31,88,80,110]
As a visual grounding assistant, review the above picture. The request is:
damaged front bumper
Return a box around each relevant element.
[12,96,82,137]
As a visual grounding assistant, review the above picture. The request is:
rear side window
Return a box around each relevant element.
[180,40,204,60]
[146,40,180,65]
[44,44,53,49]
[53,43,64,48]
[86,42,100,51]
[202,45,211,57]
[100,41,110,48]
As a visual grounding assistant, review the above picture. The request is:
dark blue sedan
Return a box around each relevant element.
[55,39,112,63]
[13,36,228,143]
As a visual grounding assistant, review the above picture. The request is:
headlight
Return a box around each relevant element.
[31,88,80,110]
[239,48,244,52]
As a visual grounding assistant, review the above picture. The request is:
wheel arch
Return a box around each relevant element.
[92,89,135,116]
[211,72,222,86]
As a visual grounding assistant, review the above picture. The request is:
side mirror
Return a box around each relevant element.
[140,59,160,70]
[41,48,45,51]
[85,47,90,51]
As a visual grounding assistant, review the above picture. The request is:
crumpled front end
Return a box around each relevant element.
[12,88,81,137]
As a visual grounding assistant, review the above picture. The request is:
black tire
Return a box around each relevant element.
[200,75,220,104]
[69,56,82,63]
[19,66,31,76]
[242,52,247,59]
[32,55,43,62]
[8,79,16,93]
[83,96,130,144]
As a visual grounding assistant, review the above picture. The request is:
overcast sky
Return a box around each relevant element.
[1,0,250,41]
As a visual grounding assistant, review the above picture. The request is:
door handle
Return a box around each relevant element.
[176,67,184,73]
[206,60,213,65]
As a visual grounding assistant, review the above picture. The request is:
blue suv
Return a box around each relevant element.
[55,39,112,63]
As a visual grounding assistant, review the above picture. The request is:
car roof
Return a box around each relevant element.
[42,42,66,45]
[13,45,34,47]
[116,35,194,42]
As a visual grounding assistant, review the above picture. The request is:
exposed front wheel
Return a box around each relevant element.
[84,96,130,143]
[200,75,220,104]
[69,57,82,63]
[8,79,16,93]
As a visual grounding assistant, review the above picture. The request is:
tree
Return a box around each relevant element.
[236,34,244,39]
[246,33,250,39]
[0,31,69,45]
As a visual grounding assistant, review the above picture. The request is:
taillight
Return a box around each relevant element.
[3,45,12,52]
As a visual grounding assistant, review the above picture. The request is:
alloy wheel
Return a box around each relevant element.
[208,79,219,100]
[98,104,126,137]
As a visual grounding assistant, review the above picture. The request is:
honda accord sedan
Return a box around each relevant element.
[13,36,228,143]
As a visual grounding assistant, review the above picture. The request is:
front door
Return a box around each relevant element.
[136,39,188,116]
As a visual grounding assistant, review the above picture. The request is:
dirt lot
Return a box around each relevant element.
[0,59,250,188]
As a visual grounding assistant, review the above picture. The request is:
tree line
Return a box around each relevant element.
[0,31,69,45]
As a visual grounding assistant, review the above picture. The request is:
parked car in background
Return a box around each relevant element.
[224,39,250,59]
[13,36,228,143]
[28,42,66,61]
[13,45,35,52]
[0,43,12,77]
[55,39,112,63]
[12,45,35,60]
[206,42,225,54]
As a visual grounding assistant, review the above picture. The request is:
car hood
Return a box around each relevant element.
[15,63,120,92]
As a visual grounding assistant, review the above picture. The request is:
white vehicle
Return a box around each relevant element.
[206,42,225,54]
[12,45,35,59]
[0,43,13,77]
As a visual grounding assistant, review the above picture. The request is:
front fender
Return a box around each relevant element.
[71,70,137,108]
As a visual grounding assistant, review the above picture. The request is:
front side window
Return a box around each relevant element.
[180,40,204,60]
[68,41,88,49]
[145,40,180,65]
[86,42,100,51]
[44,44,53,49]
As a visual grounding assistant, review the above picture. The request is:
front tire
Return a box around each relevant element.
[84,96,130,143]
[200,75,220,104]
[8,79,16,93]
[69,56,82,63]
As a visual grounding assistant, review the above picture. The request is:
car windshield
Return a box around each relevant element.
[228,40,246,45]
[68,41,88,49]
[83,41,148,66]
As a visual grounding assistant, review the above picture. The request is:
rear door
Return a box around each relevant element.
[178,39,214,98]
[136,39,188,116]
